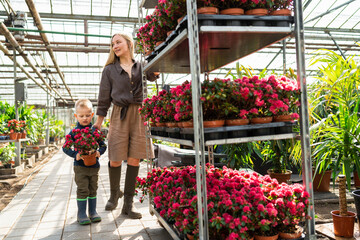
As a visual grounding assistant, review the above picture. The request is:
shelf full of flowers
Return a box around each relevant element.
[141,14,293,73]
[136,165,310,240]
[140,75,300,146]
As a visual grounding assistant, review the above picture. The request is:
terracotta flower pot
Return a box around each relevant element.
[155,122,166,127]
[254,234,279,240]
[225,118,249,126]
[186,234,194,240]
[165,122,177,128]
[16,132,21,140]
[177,122,183,128]
[197,7,219,15]
[270,9,292,16]
[155,41,164,47]
[21,132,26,139]
[9,132,17,140]
[267,169,292,184]
[331,210,356,238]
[279,226,303,239]
[220,8,244,15]
[177,16,185,24]
[273,114,294,122]
[82,152,97,166]
[167,30,173,37]
[245,8,268,16]
[182,121,194,128]
[313,170,332,192]
[203,120,225,128]
[250,117,273,124]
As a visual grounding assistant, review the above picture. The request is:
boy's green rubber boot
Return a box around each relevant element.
[88,197,101,223]
[77,199,91,225]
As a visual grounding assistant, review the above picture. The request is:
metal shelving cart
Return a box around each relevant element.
[137,0,316,239]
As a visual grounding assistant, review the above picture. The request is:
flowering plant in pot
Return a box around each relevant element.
[158,0,187,22]
[268,183,309,236]
[136,8,168,53]
[201,78,229,121]
[7,119,20,133]
[171,80,193,123]
[139,97,154,124]
[272,0,293,9]
[269,75,300,121]
[63,127,106,159]
[218,0,247,10]
[196,0,221,8]
[159,89,177,123]
[19,120,27,138]
[136,164,310,239]
[243,0,274,10]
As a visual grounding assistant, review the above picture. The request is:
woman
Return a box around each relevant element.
[94,33,157,219]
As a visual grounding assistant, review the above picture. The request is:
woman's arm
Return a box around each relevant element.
[93,115,105,130]
[97,68,112,117]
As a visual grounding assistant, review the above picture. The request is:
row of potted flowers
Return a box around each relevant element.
[139,75,300,127]
[136,0,293,53]
[136,164,309,239]
[1,119,28,140]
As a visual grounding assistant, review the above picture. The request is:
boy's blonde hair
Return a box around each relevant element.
[75,99,93,112]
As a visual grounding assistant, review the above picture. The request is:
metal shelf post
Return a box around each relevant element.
[186,0,209,239]
[294,0,316,239]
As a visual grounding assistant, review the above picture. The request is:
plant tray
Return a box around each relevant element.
[151,127,167,137]
[174,15,294,35]
[179,121,297,141]
[165,127,181,139]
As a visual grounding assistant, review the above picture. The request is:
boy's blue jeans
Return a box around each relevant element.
[74,166,99,199]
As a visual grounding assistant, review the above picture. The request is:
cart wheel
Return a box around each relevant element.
[157,220,164,228]
[149,208,154,216]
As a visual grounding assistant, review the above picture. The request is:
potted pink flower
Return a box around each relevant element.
[136,165,310,240]
[63,127,106,166]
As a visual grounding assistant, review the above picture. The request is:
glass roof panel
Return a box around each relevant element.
[0,0,359,105]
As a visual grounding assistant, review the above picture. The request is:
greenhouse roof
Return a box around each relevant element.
[0,0,359,106]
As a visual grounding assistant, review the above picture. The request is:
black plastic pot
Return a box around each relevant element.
[352,190,360,220]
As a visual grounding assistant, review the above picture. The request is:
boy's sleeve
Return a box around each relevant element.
[98,139,107,155]
[62,130,78,158]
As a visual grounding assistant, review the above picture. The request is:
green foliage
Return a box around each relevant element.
[0,144,16,164]
[219,143,261,170]
[308,49,360,189]
[49,117,65,138]
[261,139,297,173]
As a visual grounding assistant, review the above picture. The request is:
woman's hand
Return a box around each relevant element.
[93,115,104,130]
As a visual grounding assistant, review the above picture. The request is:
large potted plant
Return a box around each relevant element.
[262,139,295,184]
[309,50,360,190]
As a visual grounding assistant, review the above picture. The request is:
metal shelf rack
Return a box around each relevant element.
[138,0,316,239]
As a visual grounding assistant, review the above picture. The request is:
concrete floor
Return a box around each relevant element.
[0,149,171,240]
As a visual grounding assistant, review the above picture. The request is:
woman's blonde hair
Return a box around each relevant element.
[104,33,135,67]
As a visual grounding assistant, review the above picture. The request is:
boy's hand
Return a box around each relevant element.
[96,151,100,158]
[76,153,83,161]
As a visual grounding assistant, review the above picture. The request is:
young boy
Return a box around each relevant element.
[63,99,107,225]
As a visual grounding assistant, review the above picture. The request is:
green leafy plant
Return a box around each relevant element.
[261,139,296,173]
[0,144,16,165]
[308,49,360,189]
